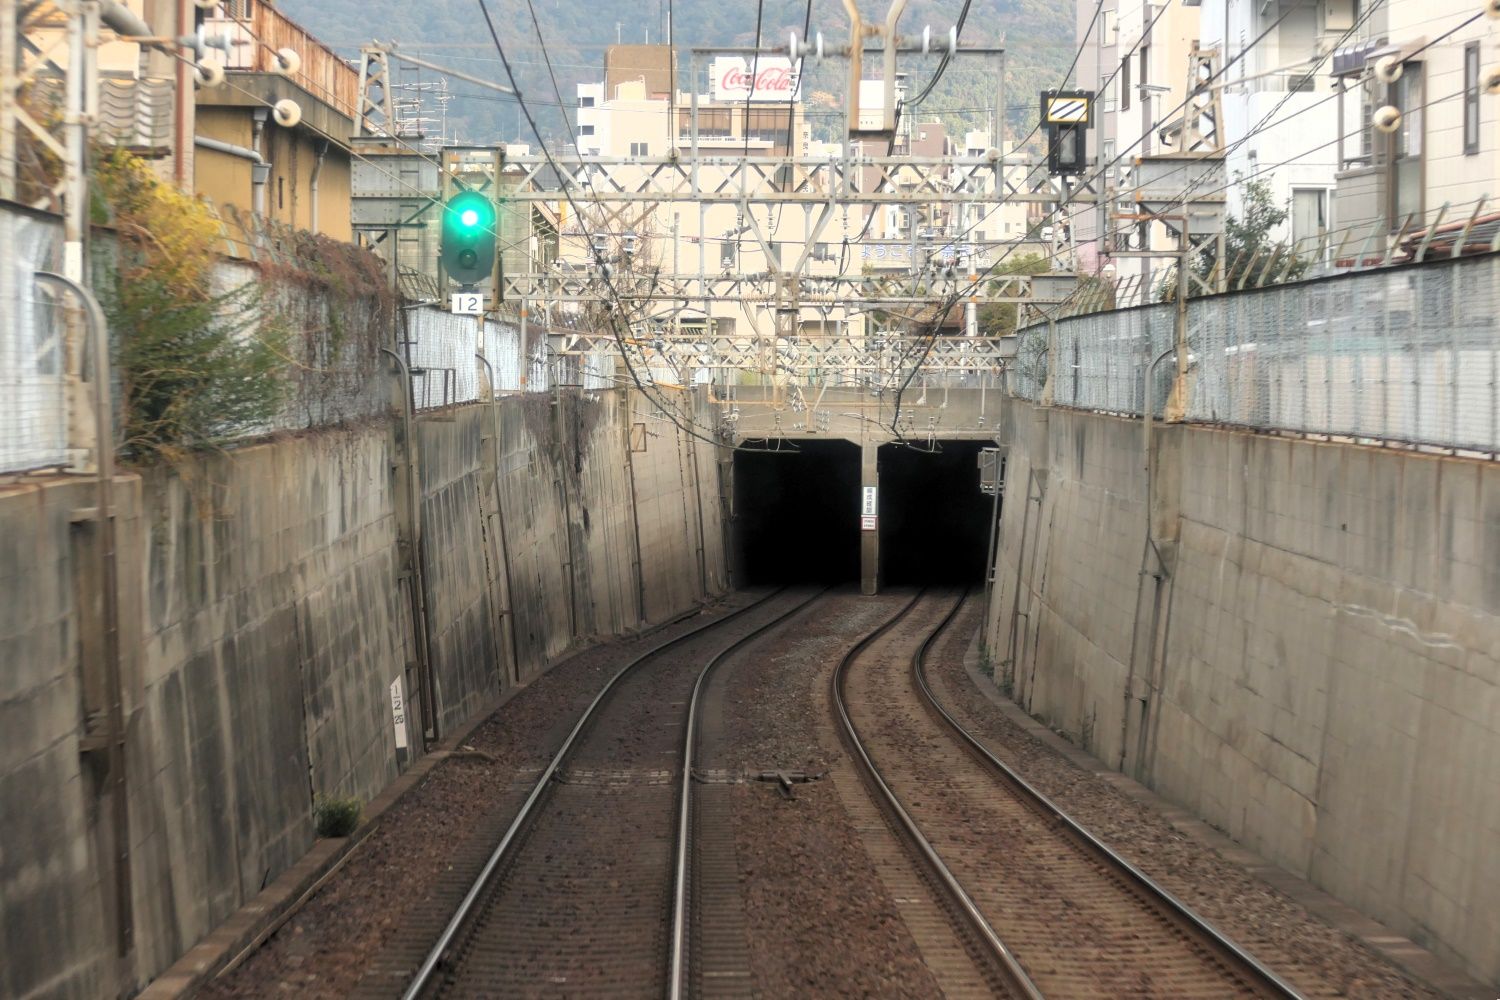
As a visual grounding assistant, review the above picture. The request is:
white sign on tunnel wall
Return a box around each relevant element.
[861,486,878,531]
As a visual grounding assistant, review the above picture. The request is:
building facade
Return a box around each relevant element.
[1332,0,1500,236]
[1073,0,1203,290]
[194,0,357,241]
[1199,0,1347,247]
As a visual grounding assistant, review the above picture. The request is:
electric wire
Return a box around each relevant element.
[470,0,788,452]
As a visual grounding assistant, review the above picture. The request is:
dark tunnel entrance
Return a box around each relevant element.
[732,440,861,584]
[878,441,996,585]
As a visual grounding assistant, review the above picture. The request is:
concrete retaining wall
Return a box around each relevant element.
[984,397,1500,985]
[0,388,727,999]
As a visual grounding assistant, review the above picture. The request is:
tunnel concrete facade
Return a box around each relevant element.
[724,385,1002,593]
[0,388,726,999]
[983,395,1500,986]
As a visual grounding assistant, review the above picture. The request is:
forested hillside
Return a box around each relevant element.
[279,0,1075,148]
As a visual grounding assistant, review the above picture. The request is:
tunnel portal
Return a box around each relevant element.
[732,440,862,585]
[730,438,996,588]
[877,440,996,585]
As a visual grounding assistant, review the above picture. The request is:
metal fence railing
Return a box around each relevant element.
[1014,252,1500,456]
[0,203,623,475]
[2,207,67,474]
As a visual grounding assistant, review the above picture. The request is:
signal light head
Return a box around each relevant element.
[441,191,498,286]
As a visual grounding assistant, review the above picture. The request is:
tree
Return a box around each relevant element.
[1162,175,1307,300]
[1219,176,1307,288]
[975,253,1051,335]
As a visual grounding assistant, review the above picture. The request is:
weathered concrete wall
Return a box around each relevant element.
[985,397,1500,985]
[1,476,119,1000]
[1,387,728,999]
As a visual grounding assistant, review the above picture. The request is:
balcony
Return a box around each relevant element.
[203,0,358,120]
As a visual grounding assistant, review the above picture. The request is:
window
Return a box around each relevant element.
[1391,64,1424,223]
[1291,188,1327,246]
[1395,67,1423,159]
[1464,42,1480,155]
[1121,56,1132,110]
[1139,45,1149,86]
[579,95,595,108]
[578,123,595,136]
[629,141,649,156]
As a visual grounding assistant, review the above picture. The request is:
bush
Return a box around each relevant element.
[312,795,363,838]
[91,147,287,457]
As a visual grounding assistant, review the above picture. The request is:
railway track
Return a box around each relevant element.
[835,587,1307,999]
[389,587,823,1000]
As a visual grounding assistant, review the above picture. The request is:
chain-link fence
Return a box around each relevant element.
[1014,252,1500,455]
[2,207,67,474]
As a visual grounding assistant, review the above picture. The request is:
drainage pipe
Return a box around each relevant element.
[252,110,268,216]
[309,140,328,234]
[36,271,132,957]
[381,347,438,746]
[1118,345,1178,771]
[193,135,267,216]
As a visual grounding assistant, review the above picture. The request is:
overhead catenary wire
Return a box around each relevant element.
[470,0,790,453]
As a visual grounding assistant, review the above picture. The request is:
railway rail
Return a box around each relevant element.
[834,587,1308,999]
[392,587,822,1000]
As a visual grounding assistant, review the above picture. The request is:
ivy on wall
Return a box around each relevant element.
[92,148,287,458]
[89,148,399,458]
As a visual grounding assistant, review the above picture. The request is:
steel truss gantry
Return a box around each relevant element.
[501,269,1067,307]
[350,9,1096,384]
[556,330,1017,377]
[500,152,1083,206]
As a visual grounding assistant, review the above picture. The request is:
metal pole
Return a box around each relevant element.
[1143,344,1175,566]
[36,271,131,961]
[1,0,17,202]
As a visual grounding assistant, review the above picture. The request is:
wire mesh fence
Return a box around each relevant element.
[1015,252,1500,455]
[1,208,68,474]
[0,201,622,475]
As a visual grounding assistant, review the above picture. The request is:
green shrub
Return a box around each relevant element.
[312,795,362,838]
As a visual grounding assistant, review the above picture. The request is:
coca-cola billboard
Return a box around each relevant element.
[710,56,801,103]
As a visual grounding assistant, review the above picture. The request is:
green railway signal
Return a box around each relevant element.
[441,190,497,287]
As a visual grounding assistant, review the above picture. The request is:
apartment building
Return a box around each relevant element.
[1198,0,1349,246]
[576,47,808,158]
[194,0,356,240]
[1073,0,1203,285]
[1331,0,1500,234]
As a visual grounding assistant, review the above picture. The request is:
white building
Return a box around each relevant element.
[1199,0,1348,247]
[1074,0,1203,289]
[1331,0,1500,237]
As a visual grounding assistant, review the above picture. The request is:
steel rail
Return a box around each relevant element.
[400,589,786,1000]
[666,587,830,1000]
[831,590,1044,1000]
[912,592,1307,1000]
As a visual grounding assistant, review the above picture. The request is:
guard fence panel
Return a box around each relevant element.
[1013,252,1500,455]
[401,306,619,409]
[2,208,67,474]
